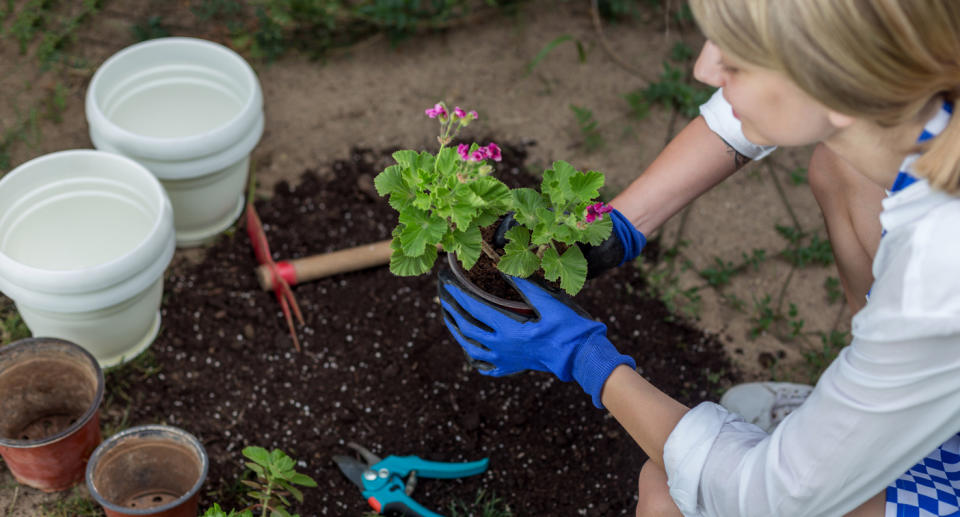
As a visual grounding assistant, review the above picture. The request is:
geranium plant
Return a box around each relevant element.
[375,102,613,295]
[374,102,512,275]
[499,161,613,295]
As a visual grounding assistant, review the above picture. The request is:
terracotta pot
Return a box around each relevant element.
[86,425,208,517]
[0,337,104,492]
[445,253,533,315]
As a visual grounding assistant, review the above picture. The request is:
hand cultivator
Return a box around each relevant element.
[334,442,489,517]
[245,203,393,350]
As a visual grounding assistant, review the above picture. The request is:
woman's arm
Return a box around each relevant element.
[601,365,689,469]
[610,113,752,236]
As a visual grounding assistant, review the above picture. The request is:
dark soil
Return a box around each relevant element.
[106,143,739,516]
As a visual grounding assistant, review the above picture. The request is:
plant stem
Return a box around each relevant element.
[260,479,273,517]
[481,239,499,262]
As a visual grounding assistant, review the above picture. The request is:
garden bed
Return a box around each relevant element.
[106,142,738,515]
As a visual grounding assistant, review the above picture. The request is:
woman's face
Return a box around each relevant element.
[693,41,840,147]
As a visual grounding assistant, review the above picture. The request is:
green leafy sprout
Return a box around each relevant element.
[374,102,613,295]
[202,446,317,517]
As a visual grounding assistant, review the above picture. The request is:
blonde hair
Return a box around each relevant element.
[689,0,960,193]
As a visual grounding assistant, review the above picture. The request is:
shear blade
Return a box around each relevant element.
[333,455,368,490]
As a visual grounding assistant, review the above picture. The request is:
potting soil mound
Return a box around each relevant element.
[108,143,737,516]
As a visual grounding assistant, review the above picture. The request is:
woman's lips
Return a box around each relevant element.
[732,109,739,120]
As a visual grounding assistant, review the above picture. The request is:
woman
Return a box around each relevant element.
[439,1,960,515]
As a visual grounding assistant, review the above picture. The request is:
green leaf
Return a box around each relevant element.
[470,176,512,211]
[389,238,437,276]
[474,209,500,229]
[398,208,447,256]
[542,160,577,206]
[374,165,417,212]
[288,472,318,487]
[279,481,304,502]
[391,150,419,169]
[568,170,604,202]
[243,447,271,467]
[271,450,295,472]
[498,226,540,277]
[436,146,458,175]
[546,245,588,295]
[245,462,265,477]
[511,188,544,226]
[442,226,482,271]
[580,216,613,246]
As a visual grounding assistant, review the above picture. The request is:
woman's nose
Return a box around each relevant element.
[693,40,725,88]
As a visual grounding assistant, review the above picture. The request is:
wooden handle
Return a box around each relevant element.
[257,239,393,291]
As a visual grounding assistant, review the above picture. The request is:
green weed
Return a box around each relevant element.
[775,224,833,267]
[804,330,848,383]
[669,41,694,63]
[0,306,29,345]
[131,15,170,42]
[788,166,808,185]
[449,489,514,517]
[525,34,586,77]
[570,104,604,152]
[749,294,776,339]
[42,486,103,517]
[698,249,766,288]
[624,62,714,119]
[824,276,843,304]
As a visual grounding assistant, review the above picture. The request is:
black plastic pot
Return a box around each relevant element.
[445,253,533,314]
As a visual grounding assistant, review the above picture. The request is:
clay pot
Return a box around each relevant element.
[0,337,104,492]
[86,425,208,517]
[445,253,533,315]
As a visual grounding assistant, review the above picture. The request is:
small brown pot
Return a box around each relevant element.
[86,425,208,517]
[0,337,104,492]
[446,253,533,315]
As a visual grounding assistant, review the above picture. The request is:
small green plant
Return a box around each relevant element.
[624,62,715,119]
[749,293,776,339]
[376,102,613,295]
[804,330,849,383]
[788,166,808,185]
[525,34,586,77]
[776,224,833,267]
[43,486,103,516]
[131,15,171,41]
[0,306,30,344]
[824,276,843,304]
[570,104,604,152]
[202,447,317,517]
[448,488,514,517]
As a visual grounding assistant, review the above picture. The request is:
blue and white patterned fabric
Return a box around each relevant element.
[882,100,960,517]
[886,433,960,517]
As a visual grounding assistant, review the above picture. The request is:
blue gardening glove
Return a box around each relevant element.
[437,269,636,409]
[493,208,646,279]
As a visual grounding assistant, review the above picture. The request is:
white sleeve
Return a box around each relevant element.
[662,200,960,517]
[699,89,776,160]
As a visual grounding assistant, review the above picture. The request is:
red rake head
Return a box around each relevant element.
[246,203,304,352]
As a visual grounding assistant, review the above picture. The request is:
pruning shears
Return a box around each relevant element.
[333,442,489,517]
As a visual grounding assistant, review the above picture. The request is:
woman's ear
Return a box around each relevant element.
[827,110,855,129]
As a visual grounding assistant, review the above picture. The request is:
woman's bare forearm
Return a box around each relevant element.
[601,365,689,468]
[610,116,750,235]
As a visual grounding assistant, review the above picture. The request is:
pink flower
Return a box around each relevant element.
[471,149,486,162]
[454,106,467,118]
[457,143,470,160]
[585,202,613,223]
[425,103,447,119]
[484,142,502,162]
[469,110,478,120]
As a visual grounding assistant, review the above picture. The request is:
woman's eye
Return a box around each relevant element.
[722,64,739,74]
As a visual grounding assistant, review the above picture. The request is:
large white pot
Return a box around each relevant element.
[0,150,175,367]
[85,37,264,247]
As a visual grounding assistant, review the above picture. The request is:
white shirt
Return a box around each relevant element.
[662,94,960,517]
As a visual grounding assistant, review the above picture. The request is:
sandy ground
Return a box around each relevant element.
[0,0,848,513]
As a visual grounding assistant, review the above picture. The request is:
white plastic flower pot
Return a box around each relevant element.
[85,37,264,247]
[0,150,175,367]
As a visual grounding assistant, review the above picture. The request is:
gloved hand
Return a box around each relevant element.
[437,269,636,408]
[493,208,646,279]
